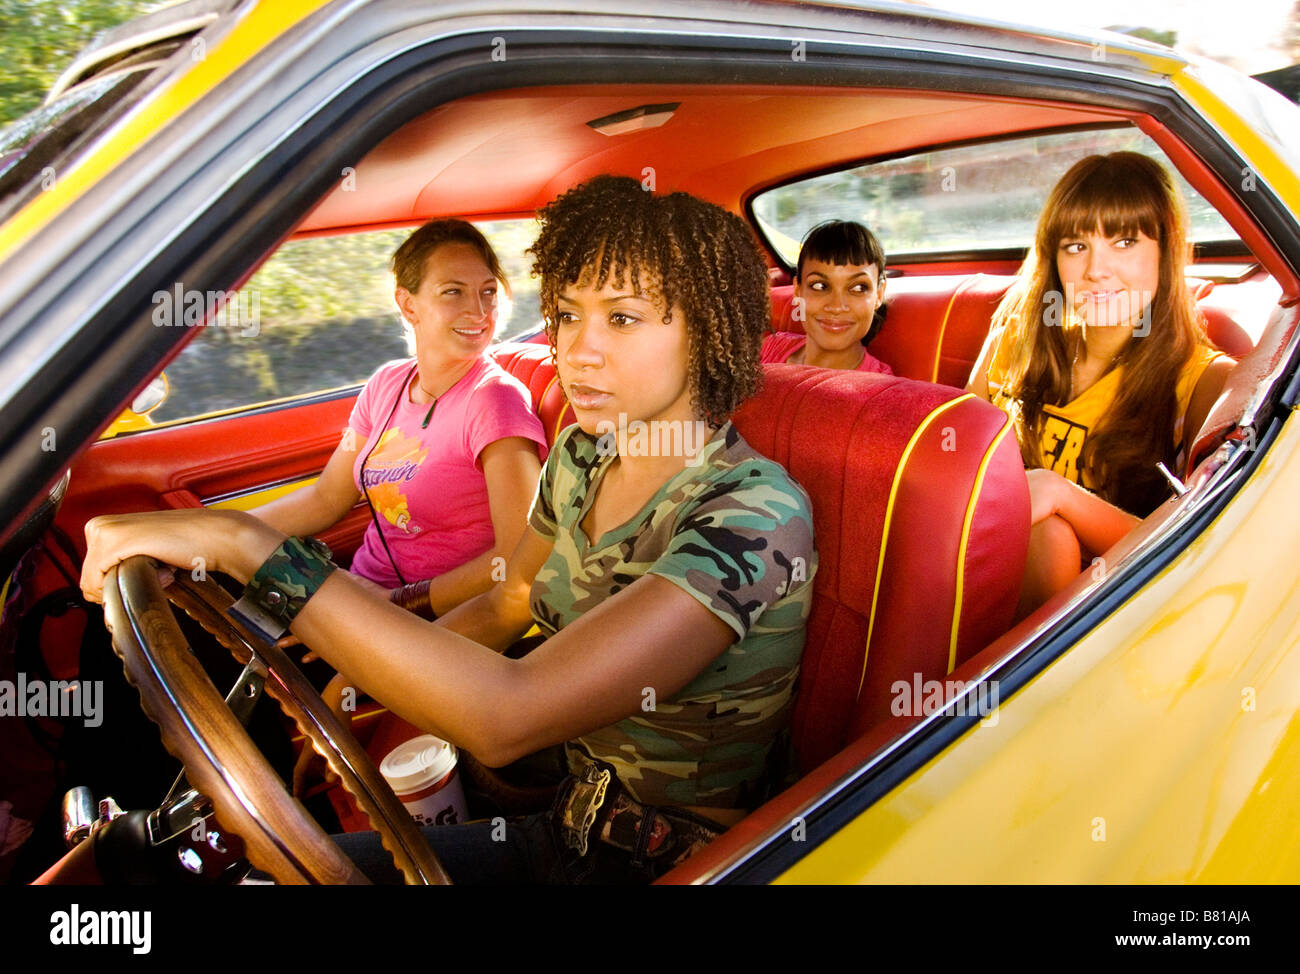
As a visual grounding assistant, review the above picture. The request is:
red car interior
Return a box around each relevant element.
[770,276,1256,393]
[44,271,1260,809]
[322,347,1032,840]
[20,75,1294,883]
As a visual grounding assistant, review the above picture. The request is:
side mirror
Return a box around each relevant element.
[100,374,169,439]
[130,374,169,416]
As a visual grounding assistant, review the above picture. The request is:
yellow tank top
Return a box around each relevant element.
[985,331,1224,490]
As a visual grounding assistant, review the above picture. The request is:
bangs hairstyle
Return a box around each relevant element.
[796,219,889,344]
[529,174,770,425]
[1040,155,1171,253]
[990,151,1210,516]
[391,218,510,297]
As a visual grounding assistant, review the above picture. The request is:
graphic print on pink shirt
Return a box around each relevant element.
[362,428,429,535]
[347,356,547,587]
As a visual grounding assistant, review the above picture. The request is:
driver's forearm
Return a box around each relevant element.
[288,570,521,758]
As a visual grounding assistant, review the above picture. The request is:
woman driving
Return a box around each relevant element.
[80,175,817,884]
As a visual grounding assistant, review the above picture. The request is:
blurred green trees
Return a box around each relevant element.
[0,0,161,124]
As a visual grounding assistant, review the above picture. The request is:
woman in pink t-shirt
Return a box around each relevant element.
[245,221,546,789]
[249,219,545,609]
[761,220,893,374]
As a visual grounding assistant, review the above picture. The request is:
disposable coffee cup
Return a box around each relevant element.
[379,734,469,827]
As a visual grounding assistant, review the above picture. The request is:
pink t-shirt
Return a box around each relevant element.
[760,331,894,375]
[348,356,547,587]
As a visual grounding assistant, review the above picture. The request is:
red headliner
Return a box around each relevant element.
[301,84,1128,230]
[297,82,1297,296]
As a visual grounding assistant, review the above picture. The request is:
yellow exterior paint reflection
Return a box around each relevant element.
[778,406,1300,883]
[204,477,315,511]
[1172,69,1300,217]
[0,0,333,260]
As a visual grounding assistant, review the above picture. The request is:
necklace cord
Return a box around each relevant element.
[356,362,419,587]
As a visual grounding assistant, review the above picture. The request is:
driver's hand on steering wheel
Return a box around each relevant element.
[81,508,281,604]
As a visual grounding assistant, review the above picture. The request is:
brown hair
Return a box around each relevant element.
[391,219,510,297]
[528,174,770,425]
[990,152,1210,515]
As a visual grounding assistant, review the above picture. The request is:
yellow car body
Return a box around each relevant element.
[2,0,1298,887]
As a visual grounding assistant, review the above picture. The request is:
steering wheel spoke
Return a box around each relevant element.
[102,555,449,885]
[224,658,267,728]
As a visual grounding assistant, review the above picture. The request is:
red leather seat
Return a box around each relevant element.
[488,342,575,447]
[654,365,1029,883]
[771,275,1253,388]
[732,365,1029,771]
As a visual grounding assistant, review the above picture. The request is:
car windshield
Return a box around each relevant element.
[0,67,159,224]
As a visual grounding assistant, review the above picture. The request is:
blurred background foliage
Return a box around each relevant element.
[151,219,545,424]
[0,1,546,424]
[0,0,161,124]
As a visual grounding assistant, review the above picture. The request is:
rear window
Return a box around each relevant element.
[751,127,1239,264]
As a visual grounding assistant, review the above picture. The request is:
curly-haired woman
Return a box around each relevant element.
[80,174,817,884]
[967,153,1235,615]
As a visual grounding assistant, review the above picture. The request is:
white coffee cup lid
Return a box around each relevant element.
[380,735,458,795]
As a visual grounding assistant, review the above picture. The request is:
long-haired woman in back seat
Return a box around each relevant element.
[967,153,1234,617]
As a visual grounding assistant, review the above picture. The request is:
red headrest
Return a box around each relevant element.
[488,342,574,448]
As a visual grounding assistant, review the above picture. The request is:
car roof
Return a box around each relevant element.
[300,84,1130,234]
[1,0,1283,261]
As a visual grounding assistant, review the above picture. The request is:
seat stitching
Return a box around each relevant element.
[858,393,973,700]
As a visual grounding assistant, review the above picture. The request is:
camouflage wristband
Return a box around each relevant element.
[230,536,337,639]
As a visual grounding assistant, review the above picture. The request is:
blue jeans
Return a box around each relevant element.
[330,812,660,885]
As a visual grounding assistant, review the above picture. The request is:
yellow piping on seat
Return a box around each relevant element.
[948,419,1013,673]
[930,276,980,383]
[858,393,974,699]
[538,372,559,409]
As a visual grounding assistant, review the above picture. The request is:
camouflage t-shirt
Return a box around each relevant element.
[527,422,817,809]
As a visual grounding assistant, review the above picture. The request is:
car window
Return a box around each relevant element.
[751,126,1240,264]
[0,71,153,222]
[145,218,542,427]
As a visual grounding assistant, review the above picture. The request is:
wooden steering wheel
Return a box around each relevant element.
[101,555,450,885]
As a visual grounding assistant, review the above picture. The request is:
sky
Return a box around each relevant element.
[925,0,1295,73]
